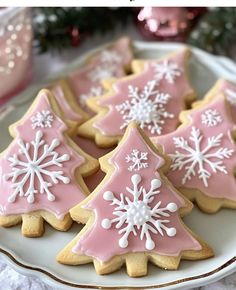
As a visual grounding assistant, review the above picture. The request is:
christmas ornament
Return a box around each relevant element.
[137,7,206,42]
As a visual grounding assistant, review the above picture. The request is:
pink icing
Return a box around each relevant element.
[73,126,201,262]
[51,85,82,123]
[211,80,236,123]
[94,49,194,138]
[155,96,236,200]
[68,37,133,114]
[0,93,88,219]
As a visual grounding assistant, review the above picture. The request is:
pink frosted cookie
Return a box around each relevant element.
[48,79,89,136]
[153,92,236,213]
[57,122,213,277]
[0,89,99,237]
[193,79,236,123]
[78,48,196,148]
[68,37,133,113]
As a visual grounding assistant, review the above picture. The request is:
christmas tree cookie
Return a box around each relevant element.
[57,123,213,277]
[69,37,133,113]
[0,89,99,237]
[49,79,89,136]
[153,93,236,213]
[193,79,236,123]
[78,48,196,148]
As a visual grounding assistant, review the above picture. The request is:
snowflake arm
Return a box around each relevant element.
[101,174,178,250]
[152,60,182,84]
[31,110,54,129]
[100,50,122,64]
[87,65,116,82]
[201,109,222,127]
[115,80,174,135]
[125,149,148,171]
[4,130,70,204]
[170,126,234,187]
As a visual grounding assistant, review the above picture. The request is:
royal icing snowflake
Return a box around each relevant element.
[201,109,222,127]
[3,130,70,204]
[125,149,148,171]
[170,126,233,187]
[101,174,177,250]
[80,86,103,108]
[100,50,122,64]
[115,80,174,135]
[225,88,236,106]
[87,64,116,82]
[152,60,182,84]
[31,110,54,129]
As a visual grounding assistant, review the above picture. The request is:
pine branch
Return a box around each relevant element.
[33,7,133,52]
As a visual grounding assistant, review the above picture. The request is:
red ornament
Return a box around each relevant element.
[136,7,206,42]
[69,26,81,47]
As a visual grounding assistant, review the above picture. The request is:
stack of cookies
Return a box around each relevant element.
[2,36,236,277]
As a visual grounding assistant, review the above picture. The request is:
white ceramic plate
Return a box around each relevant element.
[1,41,236,290]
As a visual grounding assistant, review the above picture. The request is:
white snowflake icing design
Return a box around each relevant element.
[3,130,70,204]
[225,88,236,106]
[31,110,54,129]
[87,64,116,82]
[115,80,174,135]
[152,60,182,84]
[101,174,177,250]
[80,86,103,108]
[170,126,233,187]
[126,149,148,171]
[201,109,222,127]
[100,50,122,64]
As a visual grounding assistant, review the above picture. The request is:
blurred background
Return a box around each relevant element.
[0,7,236,103]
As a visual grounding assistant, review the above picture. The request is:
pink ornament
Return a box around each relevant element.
[0,8,32,104]
[136,7,206,42]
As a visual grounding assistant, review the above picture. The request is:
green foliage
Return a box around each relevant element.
[33,7,133,52]
[188,8,236,56]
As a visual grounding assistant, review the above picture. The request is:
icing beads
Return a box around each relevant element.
[68,37,133,114]
[154,94,236,212]
[0,89,99,237]
[115,80,174,134]
[57,122,213,277]
[78,48,196,148]
[101,174,177,250]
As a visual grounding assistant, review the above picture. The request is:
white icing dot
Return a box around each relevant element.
[101,218,111,229]
[131,174,141,184]
[119,236,128,248]
[166,227,177,237]
[166,203,178,212]
[27,195,34,204]
[48,194,55,201]
[103,191,114,201]
[146,239,155,250]
[151,179,162,189]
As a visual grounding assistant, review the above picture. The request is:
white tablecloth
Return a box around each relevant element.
[0,25,234,290]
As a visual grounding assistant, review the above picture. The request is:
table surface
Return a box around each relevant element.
[0,24,235,290]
